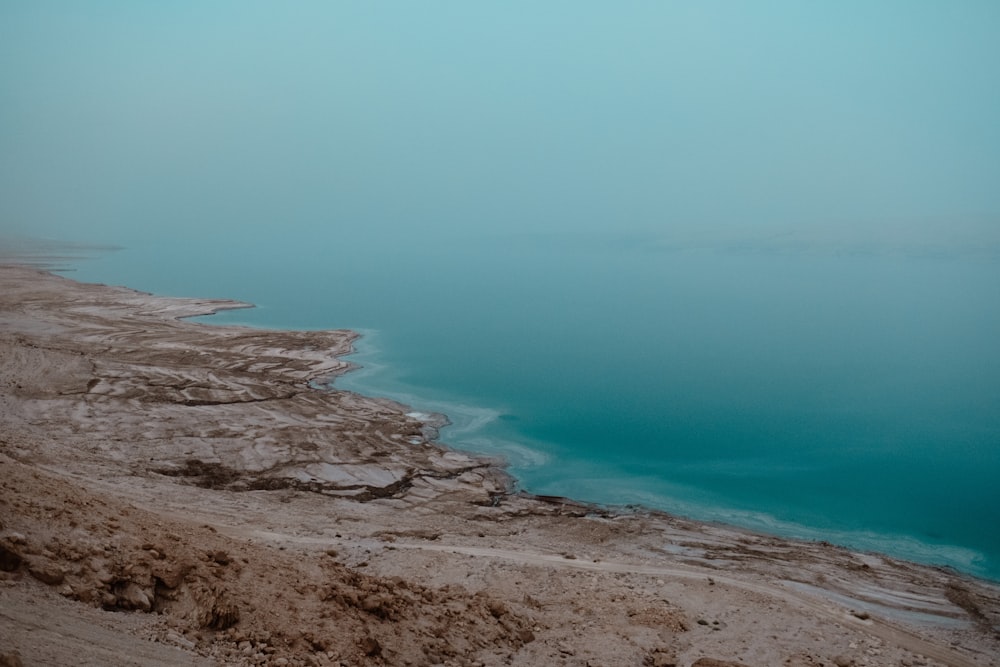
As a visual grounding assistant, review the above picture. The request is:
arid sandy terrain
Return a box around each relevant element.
[1,263,998,667]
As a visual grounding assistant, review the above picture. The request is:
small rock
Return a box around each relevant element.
[27,558,65,586]
[120,582,152,611]
[152,561,192,589]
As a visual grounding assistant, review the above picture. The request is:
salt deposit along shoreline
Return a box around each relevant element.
[329,341,997,583]
[1,262,998,667]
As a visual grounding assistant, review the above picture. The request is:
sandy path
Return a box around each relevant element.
[238,526,989,667]
[391,543,985,667]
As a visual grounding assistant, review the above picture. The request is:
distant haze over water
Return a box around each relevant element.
[2,2,999,578]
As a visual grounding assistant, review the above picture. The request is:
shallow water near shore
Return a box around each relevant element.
[3,2,1000,580]
[61,236,1000,580]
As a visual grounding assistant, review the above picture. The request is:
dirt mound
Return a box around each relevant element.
[0,457,532,665]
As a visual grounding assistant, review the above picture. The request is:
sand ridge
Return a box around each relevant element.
[1,264,998,667]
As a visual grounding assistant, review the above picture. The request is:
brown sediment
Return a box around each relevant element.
[1,263,998,667]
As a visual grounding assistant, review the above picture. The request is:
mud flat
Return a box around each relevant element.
[1,263,998,667]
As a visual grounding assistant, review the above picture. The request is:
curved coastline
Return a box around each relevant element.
[316,328,998,583]
[18,258,995,579]
[2,262,998,666]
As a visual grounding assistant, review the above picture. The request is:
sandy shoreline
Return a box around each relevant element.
[1,263,998,667]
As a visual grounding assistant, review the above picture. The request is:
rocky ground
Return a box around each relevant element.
[1,264,998,667]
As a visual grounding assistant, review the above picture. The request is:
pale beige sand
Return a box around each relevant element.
[1,264,997,667]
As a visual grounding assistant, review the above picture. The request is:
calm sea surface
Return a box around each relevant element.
[67,235,1000,580]
[3,2,999,579]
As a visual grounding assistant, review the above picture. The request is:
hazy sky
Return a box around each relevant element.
[2,2,999,248]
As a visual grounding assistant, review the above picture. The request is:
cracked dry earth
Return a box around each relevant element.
[1,264,999,667]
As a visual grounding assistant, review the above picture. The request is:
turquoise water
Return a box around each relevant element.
[64,235,1000,579]
[3,2,1000,579]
